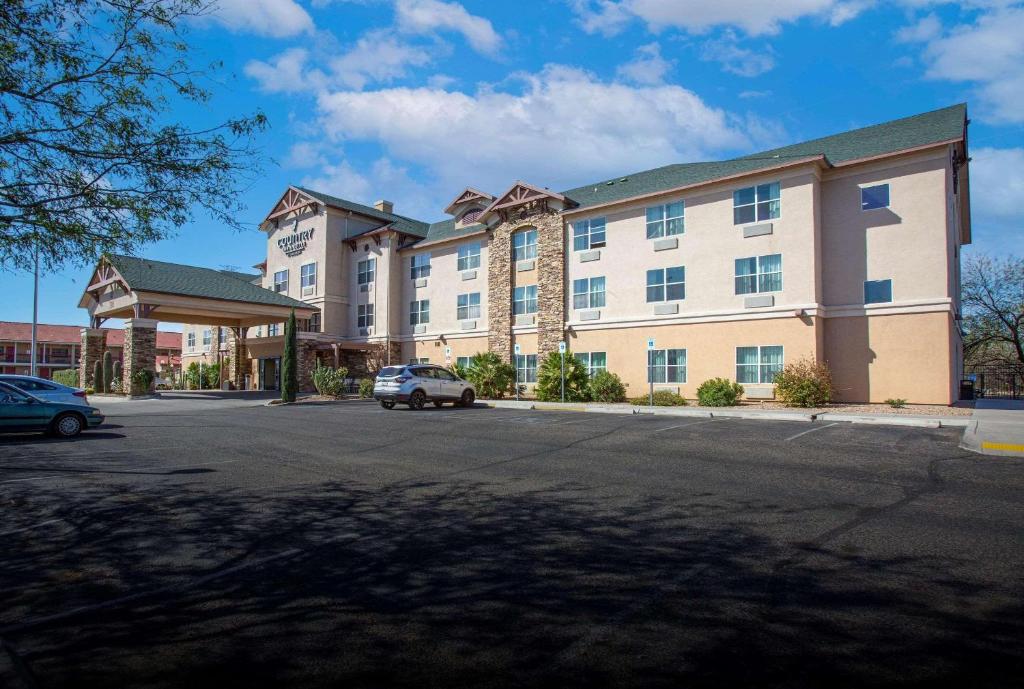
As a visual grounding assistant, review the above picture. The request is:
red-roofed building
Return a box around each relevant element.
[0,321,181,380]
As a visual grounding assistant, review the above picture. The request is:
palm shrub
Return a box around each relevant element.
[536,350,591,402]
[630,390,687,406]
[312,364,349,397]
[92,360,102,392]
[359,378,375,398]
[281,309,298,402]
[450,361,470,380]
[696,378,744,407]
[101,350,113,393]
[184,361,202,389]
[52,369,78,387]
[590,370,628,403]
[773,357,833,408]
[466,352,516,399]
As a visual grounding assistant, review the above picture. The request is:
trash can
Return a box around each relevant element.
[959,379,975,401]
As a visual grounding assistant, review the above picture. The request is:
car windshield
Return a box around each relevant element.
[378,367,406,378]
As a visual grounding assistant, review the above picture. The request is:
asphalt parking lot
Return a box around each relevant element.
[1,400,1022,688]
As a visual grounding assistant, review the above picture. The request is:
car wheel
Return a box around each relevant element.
[409,390,426,410]
[380,400,395,410]
[433,400,444,408]
[460,389,475,407]
[51,412,84,438]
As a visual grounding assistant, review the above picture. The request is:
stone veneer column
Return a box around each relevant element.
[79,328,106,389]
[533,210,566,360]
[296,338,318,392]
[227,327,250,390]
[123,318,157,395]
[487,218,513,362]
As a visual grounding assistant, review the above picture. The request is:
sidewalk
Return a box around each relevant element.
[960,399,1024,457]
[486,400,973,429]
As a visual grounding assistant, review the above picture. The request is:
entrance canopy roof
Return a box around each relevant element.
[78,254,317,328]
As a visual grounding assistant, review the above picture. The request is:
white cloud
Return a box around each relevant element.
[970,147,1024,221]
[395,0,502,55]
[208,0,314,38]
[739,89,772,98]
[700,32,775,76]
[245,48,327,94]
[314,64,749,195]
[616,43,673,85]
[571,0,865,36]
[895,13,942,42]
[330,30,434,89]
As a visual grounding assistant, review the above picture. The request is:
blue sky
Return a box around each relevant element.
[5,0,1022,330]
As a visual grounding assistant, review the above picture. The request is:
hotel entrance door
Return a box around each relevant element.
[260,357,280,391]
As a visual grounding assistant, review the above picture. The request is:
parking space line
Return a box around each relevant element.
[0,475,61,484]
[785,422,840,442]
[649,419,716,434]
[0,518,63,537]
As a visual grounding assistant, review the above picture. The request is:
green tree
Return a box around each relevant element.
[536,350,591,402]
[184,361,201,390]
[962,254,1024,368]
[101,350,113,393]
[0,0,268,270]
[281,309,297,402]
[465,352,515,399]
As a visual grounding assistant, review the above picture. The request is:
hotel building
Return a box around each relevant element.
[93,104,970,403]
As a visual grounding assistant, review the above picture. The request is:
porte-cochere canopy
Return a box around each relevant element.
[78,254,316,328]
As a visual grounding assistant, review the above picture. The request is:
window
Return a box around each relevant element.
[572,277,606,309]
[310,312,321,333]
[512,229,537,262]
[273,269,288,293]
[646,267,685,302]
[573,217,606,251]
[457,292,481,320]
[513,285,538,315]
[733,182,780,225]
[409,358,430,365]
[861,184,890,211]
[410,300,430,325]
[456,356,472,370]
[268,323,279,337]
[515,354,537,383]
[736,346,784,384]
[646,201,684,239]
[202,329,211,350]
[358,304,374,328]
[300,263,317,295]
[457,243,481,271]
[218,329,227,345]
[648,349,687,383]
[575,352,607,377]
[864,279,893,304]
[357,258,375,285]
[735,254,782,294]
[256,326,262,338]
[411,253,431,280]
[187,332,195,351]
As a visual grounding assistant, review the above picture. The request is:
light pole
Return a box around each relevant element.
[30,243,39,377]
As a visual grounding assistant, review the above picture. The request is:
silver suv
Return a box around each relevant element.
[373,365,476,410]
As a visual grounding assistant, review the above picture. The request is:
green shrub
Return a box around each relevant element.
[359,378,375,398]
[184,361,202,389]
[204,362,221,390]
[536,350,591,402]
[92,360,102,391]
[110,377,123,394]
[52,369,79,387]
[885,398,907,409]
[450,362,470,380]
[630,390,688,406]
[102,350,113,393]
[311,364,349,397]
[131,368,154,394]
[773,358,833,408]
[465,352,516,399]
[84,387,95,395]
[696,378,744,407]
[590,370,628,403]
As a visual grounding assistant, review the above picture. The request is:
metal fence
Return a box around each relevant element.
[965,366,1024,400]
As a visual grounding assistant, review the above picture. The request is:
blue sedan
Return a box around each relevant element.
[0,381,104,438]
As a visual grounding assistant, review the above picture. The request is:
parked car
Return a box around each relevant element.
[373,365,476,410]
[0,374,90,406]
[0,382,104,438]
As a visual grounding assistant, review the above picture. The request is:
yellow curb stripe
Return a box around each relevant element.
[981,442,1024,453]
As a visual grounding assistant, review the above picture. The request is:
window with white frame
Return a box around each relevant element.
[410,253,431,279]
[573,217,606,251]
[273,269,288,293]
[572,277,606,309]
[357,304,374,328]
[861,184,890,211]
[202,329,212,350]
[409,357,430,365]
[735,254,782,294]
[357,258,375,285]
[456,356,472,370]
[268,323,279,337]
[646,201,684,239]
[512,229,538,261]
[575,351,607,377]
[410,299,430,325]
[187,332,195,351]
[864,279,893,304]
[736,346,784,384]
[733,182,780,225]
[515,354,537,383]
[309,312,321,333]
[457,292,481,320]
[513,285,538,315]
[300,262,317,296]
[646,266,685,302]
[648,349,687,383]
[457,243,481,271]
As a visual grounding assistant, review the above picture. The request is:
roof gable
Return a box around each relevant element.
[263,187,321,226]
[444,187,495,215]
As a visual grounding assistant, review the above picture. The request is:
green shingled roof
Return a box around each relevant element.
[421,218,486,244]
[297,187,430,237]
[106,254,312,309]
[561,103,967,211]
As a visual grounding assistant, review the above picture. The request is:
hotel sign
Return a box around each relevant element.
[278,228,315,257]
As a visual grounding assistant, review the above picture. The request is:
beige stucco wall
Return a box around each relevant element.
[824,311,954,404]
[398,237,489,339]
[401,335,489,366]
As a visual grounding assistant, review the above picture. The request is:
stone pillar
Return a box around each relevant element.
[534,210,566,360]
[79,328,106,389]
[123,318,158,395]
[227,327,250,390]
[487,219,513,362]
[296,338,318,392]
